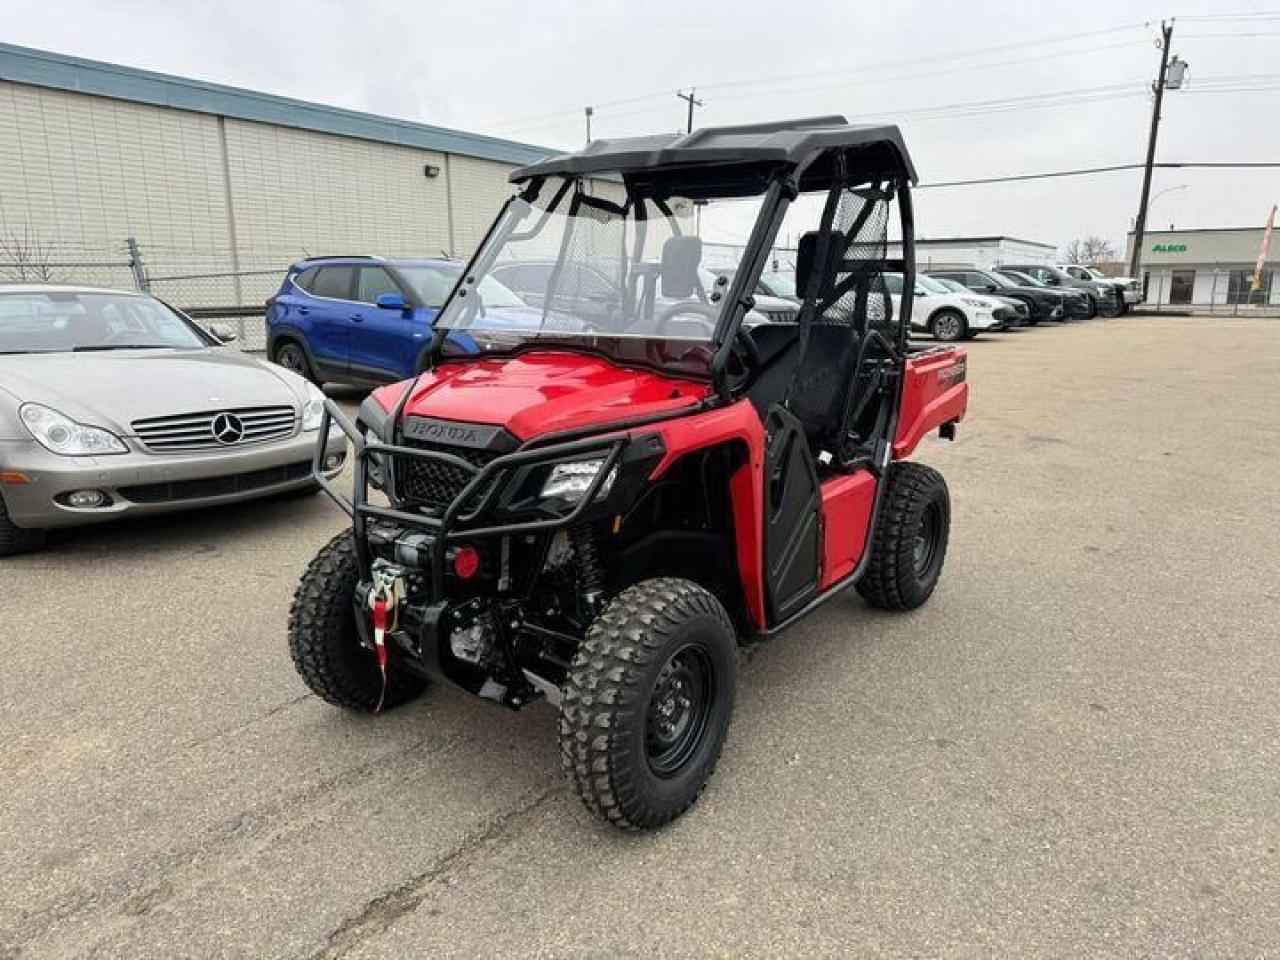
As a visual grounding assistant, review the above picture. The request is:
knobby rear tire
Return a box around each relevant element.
[857,462,951,612]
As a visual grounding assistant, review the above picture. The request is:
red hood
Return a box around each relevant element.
[375,352,711,441]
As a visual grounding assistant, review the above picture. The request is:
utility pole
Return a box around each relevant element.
[1129,20,1179,279]
[676,88,703,133]
[584,105,593,144]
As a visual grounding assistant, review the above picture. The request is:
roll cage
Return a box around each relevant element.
[425,116,918,404]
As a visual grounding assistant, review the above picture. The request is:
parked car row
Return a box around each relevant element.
[0,244,1126,554]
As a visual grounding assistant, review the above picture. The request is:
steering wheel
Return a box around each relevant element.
[653,302,761,387]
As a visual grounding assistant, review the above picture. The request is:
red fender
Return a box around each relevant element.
[648,400,767,630]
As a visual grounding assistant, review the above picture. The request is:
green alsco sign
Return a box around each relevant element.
[1152,243,1188,253]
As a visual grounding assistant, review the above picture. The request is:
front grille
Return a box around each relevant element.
[132,406,297,452]
[763,310,797,325]
[120,460,312,503]
[394,441,497,513]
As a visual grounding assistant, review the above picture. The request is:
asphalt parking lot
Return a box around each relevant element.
[3,316,1278,958]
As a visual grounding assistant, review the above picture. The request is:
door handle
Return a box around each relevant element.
[350,315,364,323]
[298,306,310,315]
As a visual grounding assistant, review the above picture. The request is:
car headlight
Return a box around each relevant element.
[19,403,128,456]
[962,298,988,308]
[301,384,326,431]
[540,458,616,502]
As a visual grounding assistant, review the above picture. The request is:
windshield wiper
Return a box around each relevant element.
[72,344,169,352]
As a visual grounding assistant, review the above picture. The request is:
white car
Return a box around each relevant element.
[883,273,1004,341]
[1060,264,1142,312]
[931,276,1028,327]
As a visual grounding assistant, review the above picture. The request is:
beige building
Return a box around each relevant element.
[0,40,566,315]
[1125,225,1279,307]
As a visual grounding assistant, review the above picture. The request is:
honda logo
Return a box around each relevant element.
[210,412,245,445]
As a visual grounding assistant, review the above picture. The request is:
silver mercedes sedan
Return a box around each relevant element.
[0,285,347,555]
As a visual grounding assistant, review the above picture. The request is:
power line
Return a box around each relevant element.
[477,18,1154,133]
[694,20,1151,95]
[707,39,1150,106]
[917,160,1280,189]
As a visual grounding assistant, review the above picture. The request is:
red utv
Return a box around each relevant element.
[290,117,968,830]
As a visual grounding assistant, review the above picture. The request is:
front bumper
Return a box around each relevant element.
[969,310,1001,332]
[1122,287,1143,304]
[1064,296,1093,318]
[0,428,347,529]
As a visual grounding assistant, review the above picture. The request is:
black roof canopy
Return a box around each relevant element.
[509,116,917,194]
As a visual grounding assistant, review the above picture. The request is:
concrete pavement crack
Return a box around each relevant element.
[309,781,562,959]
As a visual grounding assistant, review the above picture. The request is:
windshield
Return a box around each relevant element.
[1084,267,1106,279]
[916,275,952,296]
[760,271,797,298]
[433,178,766,374]
[980,270,1016,289]
[999,270,1043,287]
[397,264,525,309]
[0,291,209,354]
[935,278,968,294]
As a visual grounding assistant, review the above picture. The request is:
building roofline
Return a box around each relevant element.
[1126,225,1273,235]
[0,41,554,168]
[911,235,1057,249]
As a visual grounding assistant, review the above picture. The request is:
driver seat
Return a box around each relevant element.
[779,229,863,456]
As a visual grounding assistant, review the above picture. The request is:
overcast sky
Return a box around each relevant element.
[2,0,1278,257]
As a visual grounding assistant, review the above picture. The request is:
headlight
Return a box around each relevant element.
[301,384,326,431]
[540,458,616,502]
[19,403,127,456]
[365,428,386,490]
[962,298,987,308]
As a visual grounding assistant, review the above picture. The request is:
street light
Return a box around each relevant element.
[1131,185,1187,230]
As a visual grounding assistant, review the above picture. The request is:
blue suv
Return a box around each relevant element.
[266,256,472,386]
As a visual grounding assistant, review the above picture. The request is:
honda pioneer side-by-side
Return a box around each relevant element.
[289,117,969,830]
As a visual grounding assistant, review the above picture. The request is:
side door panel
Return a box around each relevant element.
[306,266,356,376]
[349,266,425,381]
[762,406,822,622]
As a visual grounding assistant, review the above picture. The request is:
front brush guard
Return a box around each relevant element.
[312,398,626,594]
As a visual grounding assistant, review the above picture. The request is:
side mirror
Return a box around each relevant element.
[914,289,927,297]
[979,283,996,293]
[209,322,237,343]
[376,292,408,311]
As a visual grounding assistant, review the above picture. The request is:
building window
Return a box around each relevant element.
[1170,269,1195,305]
[1226,268,1273,305]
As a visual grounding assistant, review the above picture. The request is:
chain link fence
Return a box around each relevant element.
[0,237,300,351]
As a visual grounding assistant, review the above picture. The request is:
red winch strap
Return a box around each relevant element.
[371,596,390,715]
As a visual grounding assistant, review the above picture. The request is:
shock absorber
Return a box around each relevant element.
[570,523,604,613]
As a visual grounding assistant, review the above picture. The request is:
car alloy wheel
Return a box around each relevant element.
[932,311,964,342]
[276,343,306,374]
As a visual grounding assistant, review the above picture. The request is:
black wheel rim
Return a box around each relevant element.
[278,346,304,373]
[646,644,715,778]
[913,501,943,577]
